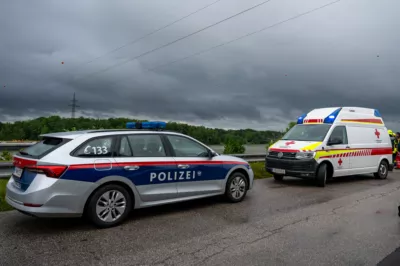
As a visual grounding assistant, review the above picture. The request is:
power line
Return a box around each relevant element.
[77,0,341,90]
[148,0,342,72]
[60,0,223,77]
[71,0,274,82]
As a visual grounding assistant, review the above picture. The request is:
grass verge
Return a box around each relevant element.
[0,162,270,212]
[0,179,13,212]
[249,161,271,179]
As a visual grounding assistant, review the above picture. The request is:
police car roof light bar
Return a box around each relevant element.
[126,121,167,130]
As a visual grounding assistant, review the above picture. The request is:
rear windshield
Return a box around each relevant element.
[19,137,69,158]
[281,124,332,142]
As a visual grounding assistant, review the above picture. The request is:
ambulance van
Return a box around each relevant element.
[265,107,393,187]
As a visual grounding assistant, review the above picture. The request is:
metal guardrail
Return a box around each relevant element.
[0,142,37,152]
[0,153,266,179]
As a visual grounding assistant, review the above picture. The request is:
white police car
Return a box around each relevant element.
[6,121,254,228]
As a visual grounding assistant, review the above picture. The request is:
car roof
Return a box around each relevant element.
[40,129,184,139]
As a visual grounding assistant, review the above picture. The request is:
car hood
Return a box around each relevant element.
[269,140,322,152]
[216,154,248,163]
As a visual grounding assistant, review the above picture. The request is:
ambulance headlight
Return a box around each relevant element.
[295,151,315,159]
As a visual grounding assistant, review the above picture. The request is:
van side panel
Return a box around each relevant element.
[346,125,391,174]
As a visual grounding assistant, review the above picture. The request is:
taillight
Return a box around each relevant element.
[25,165,68,178]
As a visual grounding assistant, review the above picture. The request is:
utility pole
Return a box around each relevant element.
[68,92,80,118]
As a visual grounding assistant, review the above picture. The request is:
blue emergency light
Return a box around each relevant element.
[126,121,167,129]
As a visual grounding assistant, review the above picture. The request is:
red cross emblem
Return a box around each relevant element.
[338,158,343,166]
[285,141,295,146]
[375,129,380,139]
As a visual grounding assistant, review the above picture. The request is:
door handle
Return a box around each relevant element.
[124,166,140,171]
[346,146,350,148]
[178,164,189,169]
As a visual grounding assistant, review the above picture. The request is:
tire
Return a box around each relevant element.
[316,164,328,187]
[85,184,133,228]
[225,172,248,203]
[373,160,389,179]
[273,174,284,181]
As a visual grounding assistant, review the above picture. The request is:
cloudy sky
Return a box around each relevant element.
[0,0,399,131]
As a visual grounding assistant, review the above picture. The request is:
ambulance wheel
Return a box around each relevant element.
[316,164,328,187]
[85,184,132,228]
[374,160,388,179]
[273,174,284,181]
[225,172,248,203]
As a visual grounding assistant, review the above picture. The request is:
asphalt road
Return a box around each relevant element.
[1,172,400,266]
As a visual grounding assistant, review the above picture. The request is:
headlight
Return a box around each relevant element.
[295,151,315,159]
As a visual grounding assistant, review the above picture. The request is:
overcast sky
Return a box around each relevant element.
[0,0,399,131]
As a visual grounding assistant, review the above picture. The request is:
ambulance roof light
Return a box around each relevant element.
[323,107,342,124]
[374,109,382,117]
[126,121,167,130]
[297,113,307,124]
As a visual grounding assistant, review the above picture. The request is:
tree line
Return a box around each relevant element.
[0,116,290,145]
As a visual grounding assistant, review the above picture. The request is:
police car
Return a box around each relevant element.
[6,121,254,228]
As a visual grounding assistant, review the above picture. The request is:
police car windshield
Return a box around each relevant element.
[281,124,332,142]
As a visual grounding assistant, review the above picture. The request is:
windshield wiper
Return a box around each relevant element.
[19,151,31,156]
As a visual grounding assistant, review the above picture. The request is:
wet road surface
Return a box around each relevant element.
[1,173,400,265]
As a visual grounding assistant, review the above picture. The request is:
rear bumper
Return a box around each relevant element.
[5,176,95,218]
[265,157,318,179]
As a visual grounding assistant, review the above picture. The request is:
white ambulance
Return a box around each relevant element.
[265,107,393,187]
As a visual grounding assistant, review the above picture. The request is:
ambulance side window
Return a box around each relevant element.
[328,126,348,145]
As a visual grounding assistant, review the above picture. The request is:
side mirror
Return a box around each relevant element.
[327,138,342,146]
[208,150,218,158]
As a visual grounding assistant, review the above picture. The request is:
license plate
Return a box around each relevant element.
[272,168,285,174]
[13,167,23,178]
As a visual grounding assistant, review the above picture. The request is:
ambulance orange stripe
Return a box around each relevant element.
[340,118,383,124]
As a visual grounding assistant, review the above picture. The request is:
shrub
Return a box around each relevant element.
[223,139,245,154]
[0,150,12,161]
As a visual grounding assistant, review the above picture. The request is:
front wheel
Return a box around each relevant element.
[225,172,248,203]
[85,184,133,228]
[273,174,284,181]
[316,164,328,187]
[374,160,389,179]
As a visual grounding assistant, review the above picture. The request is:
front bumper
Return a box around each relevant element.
[265,157,318,179]
[5,176,95,218]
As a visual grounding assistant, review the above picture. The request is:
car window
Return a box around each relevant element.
[118,136,132,157]
[166,135,209,157]
[127,134,166,157]
[74,136,114,157]
[328,126,348,144]
[20,137,67,158]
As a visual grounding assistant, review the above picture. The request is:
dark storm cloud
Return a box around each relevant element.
[1,0,400,130]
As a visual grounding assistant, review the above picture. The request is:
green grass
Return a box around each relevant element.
[0,162,270,212]
[250,161,272,179]
[0,179,13,212]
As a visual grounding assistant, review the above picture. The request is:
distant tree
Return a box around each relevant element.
[285,122,296,133]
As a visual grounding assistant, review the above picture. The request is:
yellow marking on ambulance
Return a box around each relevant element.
[300,142,322,152]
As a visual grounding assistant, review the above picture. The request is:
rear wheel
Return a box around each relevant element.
[316,164,328,187]
[374,160,388,179]
[225,172,248,203]
[85,184,132,228]
[273,174,284,181]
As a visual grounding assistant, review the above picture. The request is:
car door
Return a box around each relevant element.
[163,134,225,197]
[326,125,350,177]
[114,133,178,202]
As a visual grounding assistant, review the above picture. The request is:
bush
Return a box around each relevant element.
[0,151,12,161]
[223,139,245,154]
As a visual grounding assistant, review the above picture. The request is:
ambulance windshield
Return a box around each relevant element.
[281,124,332,142]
